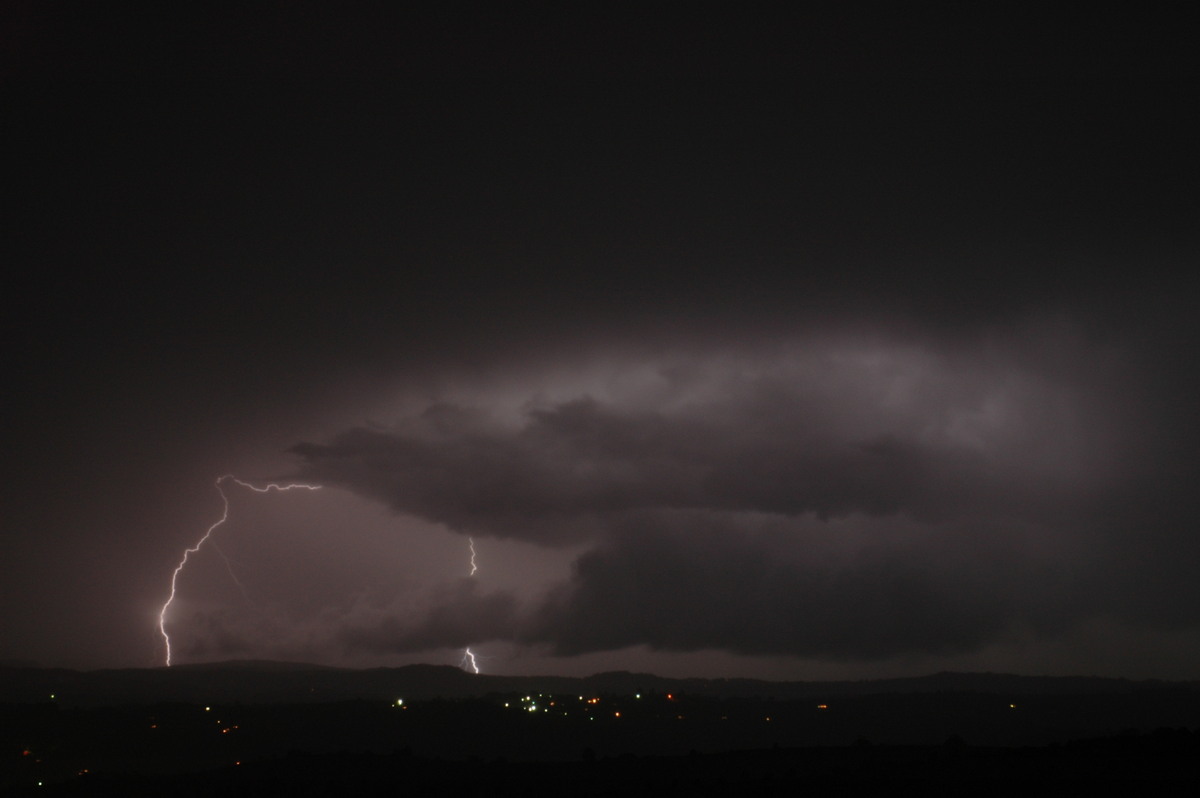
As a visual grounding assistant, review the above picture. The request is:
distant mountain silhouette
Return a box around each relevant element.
[6,661,1200,788]
[0,661,1193,707]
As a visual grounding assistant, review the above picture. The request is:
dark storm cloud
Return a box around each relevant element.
[292,403,996,543]
[293,330,1115,543]
[288,321,1166,659]
[523,510,1073,659]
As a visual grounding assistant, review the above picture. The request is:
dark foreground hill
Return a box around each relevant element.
[1,660,1190,706]
[4,663,1199,796]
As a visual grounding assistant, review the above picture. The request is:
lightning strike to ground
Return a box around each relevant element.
[157,475,321,666]
[462,538,481,672]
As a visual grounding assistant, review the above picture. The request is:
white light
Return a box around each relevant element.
[158,476,321,666]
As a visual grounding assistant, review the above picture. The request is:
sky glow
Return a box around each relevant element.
[4,5,1198,680]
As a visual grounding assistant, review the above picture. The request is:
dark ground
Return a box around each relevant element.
[5,664,1199,795]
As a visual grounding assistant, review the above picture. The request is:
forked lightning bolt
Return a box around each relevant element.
[158,475,321,666]
[468,537,478,576]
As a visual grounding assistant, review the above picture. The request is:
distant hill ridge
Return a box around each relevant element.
[1,661,1194,707]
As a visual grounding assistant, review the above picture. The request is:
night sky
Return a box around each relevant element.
[5,5,1199,679]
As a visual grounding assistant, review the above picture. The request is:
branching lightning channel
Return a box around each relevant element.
[157,475,321,666]
[468,536,478,576]
[209,540,251,603]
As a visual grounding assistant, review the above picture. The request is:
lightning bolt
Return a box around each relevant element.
[461,537,481,672]
[157,475,321,666]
